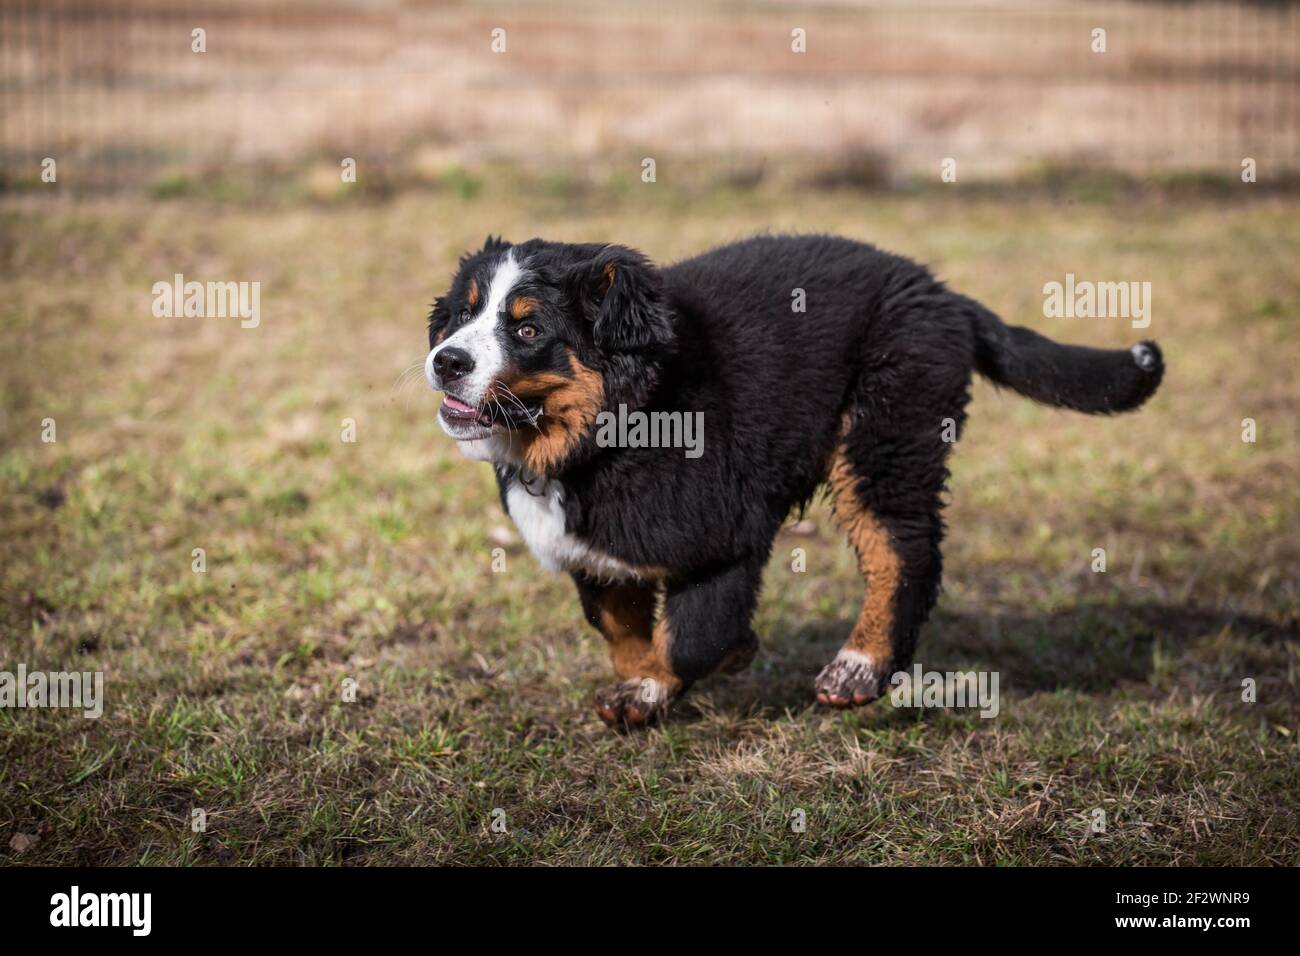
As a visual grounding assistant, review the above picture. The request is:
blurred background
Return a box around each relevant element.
[2,0,1298,196]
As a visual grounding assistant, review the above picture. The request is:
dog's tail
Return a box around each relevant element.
[965,299,1164,414]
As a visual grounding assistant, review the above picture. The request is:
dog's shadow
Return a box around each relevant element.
[684,600,1295,721]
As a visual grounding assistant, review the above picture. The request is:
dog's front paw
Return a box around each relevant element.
[718,635,758,674]
[594,677,673,729]
[814,648,889,708]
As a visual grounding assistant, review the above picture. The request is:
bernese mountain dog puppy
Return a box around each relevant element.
[424,235,1164,729]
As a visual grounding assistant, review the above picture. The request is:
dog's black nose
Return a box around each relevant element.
[433,346,474,384]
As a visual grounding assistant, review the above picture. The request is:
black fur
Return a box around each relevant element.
[426,234,1166,724]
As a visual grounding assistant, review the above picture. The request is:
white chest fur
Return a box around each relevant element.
[504,478,643,582]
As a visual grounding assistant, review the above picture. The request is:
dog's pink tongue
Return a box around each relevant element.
[444,395,476,413]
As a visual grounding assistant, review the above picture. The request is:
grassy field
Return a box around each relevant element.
[1,176,1297,865]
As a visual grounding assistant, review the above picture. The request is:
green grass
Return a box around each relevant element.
[1,179,1297,864]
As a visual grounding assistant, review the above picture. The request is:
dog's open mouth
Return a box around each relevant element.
[440,393,543,433]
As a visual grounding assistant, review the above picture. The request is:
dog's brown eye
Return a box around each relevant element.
[459,309,470,322]
[517,323,540,340]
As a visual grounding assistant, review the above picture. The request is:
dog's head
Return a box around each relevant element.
[425,237,675,474]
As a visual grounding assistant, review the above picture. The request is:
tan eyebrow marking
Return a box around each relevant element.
[510,296,539,320]
[467,278,479,307]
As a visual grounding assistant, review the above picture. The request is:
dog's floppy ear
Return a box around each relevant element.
[566,245,674,351]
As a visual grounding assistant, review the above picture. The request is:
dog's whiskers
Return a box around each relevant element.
[391,360,426,394]
[484,391,516,433]
[496,386,530,423]
[496,383,543,430]
[392,359,433,408]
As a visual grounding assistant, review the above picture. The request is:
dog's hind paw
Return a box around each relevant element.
[594,677,672,729]
[814,648,889,708]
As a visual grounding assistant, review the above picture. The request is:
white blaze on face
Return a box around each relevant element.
[426,251,525,405]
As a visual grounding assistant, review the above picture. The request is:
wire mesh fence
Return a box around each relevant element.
[1,0,1297,192]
